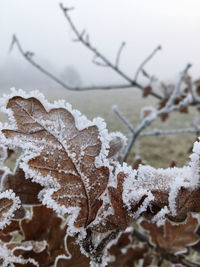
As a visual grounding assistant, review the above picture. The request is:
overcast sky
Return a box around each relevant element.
[0,0,200,89]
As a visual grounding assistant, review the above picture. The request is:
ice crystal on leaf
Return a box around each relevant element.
[140,214,200,255]
[2,89,200,266]
[1,90,127,236]
[0,190,21,230]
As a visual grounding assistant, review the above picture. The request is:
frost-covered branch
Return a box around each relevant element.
[140,127,200,137]
[122,64,192,162]
[162,63,192,112]
[112,105,135,133]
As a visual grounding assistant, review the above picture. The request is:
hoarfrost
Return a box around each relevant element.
[0,189,21,229]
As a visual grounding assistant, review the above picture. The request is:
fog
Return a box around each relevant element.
[0,0,200,90]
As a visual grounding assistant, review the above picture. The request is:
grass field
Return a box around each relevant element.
[1,86,199,169]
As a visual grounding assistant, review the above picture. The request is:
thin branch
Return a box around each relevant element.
[11,35,73,91]
[140,127,200,137]
[92,55,109,67]
[11,35,141,91]
[115,41,126,68]
[122,64,192,162]
[134,45,162,82]
[112,108,200,139]
[163,63,192,111]
[11,4,163,99]
[59,3,163,99]
[112,105,135,133]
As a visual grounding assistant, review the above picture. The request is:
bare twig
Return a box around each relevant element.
[115,41,126,68]
[10,35,138,91]
[112,105,135,133]
[134,45,162,82]
[11,33,162,95]
[10,4,163,99]
[140,127,200,137]
[122,64,192,162]
[59,3,163,99]
[92,55,109,67]
[112,107,200,138]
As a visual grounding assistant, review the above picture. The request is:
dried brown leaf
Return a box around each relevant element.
[179,106,188,114]
[107,134,125,160]
[196,86,200,96]
[19,205,68,266]
[107,227,148,267]
[161,112,169,122]
[0,190,21,229]
[93,172,132,232]
[132,158,143,170]
[2,96,110,230]
[0,220,20,242]
[168,187,200,222]
[2,167,43,205]
[55,235,90,267]
[143,86,152,98]
[141,214,200,255]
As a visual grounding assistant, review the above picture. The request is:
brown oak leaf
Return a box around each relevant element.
[2,166,43,205]
[107,227,148,267]
[107,133,125,161]
[143,86,152,98]
[0,190,21,229]
[55,235,90,267]
[6,205,71,266]
[20,206,67,264]
[140,214,200,255]
[0,220,21,242]
[1,242,39,266]
[91,172,132,232]
[2,96,110,231]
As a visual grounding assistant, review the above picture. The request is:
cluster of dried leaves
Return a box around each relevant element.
[0,90,200,266]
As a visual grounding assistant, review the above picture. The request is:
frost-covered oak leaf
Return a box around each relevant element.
[55,235,90,267]
[16,206,68,266]
[93,172,132,232]
[0,220,20,243]
[107,226,148,267]
[140,214,200,255]
[2,95,110,231]
[107,133,126,161]
[0,243,39,267]
[0,190,21,230]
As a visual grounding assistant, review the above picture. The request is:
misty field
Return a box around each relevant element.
[1,87,198,169]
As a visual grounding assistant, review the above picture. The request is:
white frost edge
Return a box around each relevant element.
[0,189,21,229]
[0,245,39,267]
[0,89,127,235]
[0,88,111,168]
[122,138,200,220]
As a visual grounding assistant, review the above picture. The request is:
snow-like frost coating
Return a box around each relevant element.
[0,89,128,236]
[0,189,21,229]
[123,139,200,220]
[140,106,157,120]
[0,244,39,267]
